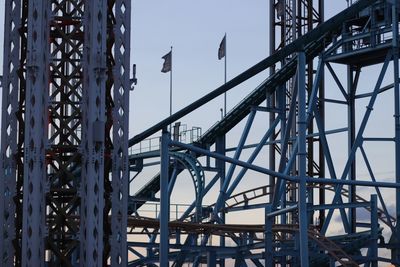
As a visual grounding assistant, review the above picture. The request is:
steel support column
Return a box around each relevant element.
[370,194,378,267]
[216,135,226,267]
[80,0,108,265]
[207,251,217,267]
[297,50,309,267]
[347,65,357,233]
[268,0,276,205]
[21,0,48,265]
[110,0,131,265]
[393,0,400,262]
[264,204,273,267]
[160,130,170,266]
[0,0,23,265]
[318,56,326,229]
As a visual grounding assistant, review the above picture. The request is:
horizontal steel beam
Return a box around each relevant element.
[170,140,400,189]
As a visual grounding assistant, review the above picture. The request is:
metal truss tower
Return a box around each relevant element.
[0,0,131,266]
[268,0,325,229]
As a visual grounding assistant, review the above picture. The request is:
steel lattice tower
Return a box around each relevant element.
[268,0,324,225]
[0,0,131,266]
[268,1,324,264]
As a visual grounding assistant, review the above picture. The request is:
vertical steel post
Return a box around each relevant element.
[224,35,227,117]
[347,65,356,234]
[393,0,400,262]
[297,50,309,267]
[216,135,226,267]
[318,0,325,232]
[0,0,22,265]
[207,251,217,267]
[80,0,107,265]
[370,194,378,267]
[269,0,276,204]
[110,0,131,265]
[160,130,170,266]
[289,0,298,226]
[265,205,273,267]
[21,0,49,265]
[318,57,326,229]
[292,0,297,42]
[277,84,287,232]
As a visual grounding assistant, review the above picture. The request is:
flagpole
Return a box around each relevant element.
[224,33,227,117]
[169,46,173,132]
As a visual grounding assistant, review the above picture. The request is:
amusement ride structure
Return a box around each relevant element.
[1,0,400,266]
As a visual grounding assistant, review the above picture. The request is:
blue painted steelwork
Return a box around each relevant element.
[0,0,22,265]
[297,50,309,267]
[126,1,400,265]
[22,1,48,265]
[370,195,378,267]
[392,0,400,263]
[160,130,170,266]
[264,204,273,267]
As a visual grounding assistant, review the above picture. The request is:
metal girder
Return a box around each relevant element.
[392,1,400,263]
[109,0,131,265]
[160,131,170,266]
[22,0,49,265]
[80,0,107,265]
[297,50,309,267]
[0,0,23,265]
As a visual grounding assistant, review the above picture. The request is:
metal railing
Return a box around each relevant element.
[129,124,202,155]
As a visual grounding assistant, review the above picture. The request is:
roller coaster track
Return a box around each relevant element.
[169,152,205,203]
[127,218,362,266]
[220,184,395,227]
[307,228,359,266]
[129,0,380,212]
[128,152,205,216]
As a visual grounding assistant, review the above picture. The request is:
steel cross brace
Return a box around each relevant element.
[320,50,392,234]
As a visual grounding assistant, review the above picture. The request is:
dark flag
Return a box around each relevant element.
[218,35,226,60]
[161,51,172,73]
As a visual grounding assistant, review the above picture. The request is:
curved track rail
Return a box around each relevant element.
[127,217,364,266]
[218,184,395,227]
